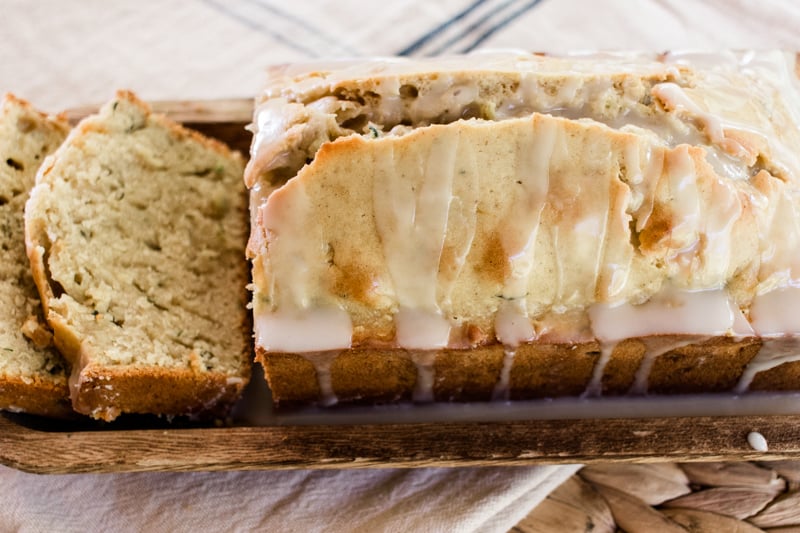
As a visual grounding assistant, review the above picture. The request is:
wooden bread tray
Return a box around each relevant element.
[3,98,800,474]
[4,411,800,474]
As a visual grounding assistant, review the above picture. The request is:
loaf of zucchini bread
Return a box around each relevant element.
[245,52,800,406]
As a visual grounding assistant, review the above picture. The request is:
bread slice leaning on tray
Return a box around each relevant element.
[24,91,251,421]
[245,51,800,407]
[0,94,71,417]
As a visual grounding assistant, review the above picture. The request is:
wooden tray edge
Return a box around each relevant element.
[3,413,800,474]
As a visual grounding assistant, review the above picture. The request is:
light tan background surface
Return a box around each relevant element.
[2,1,800,531]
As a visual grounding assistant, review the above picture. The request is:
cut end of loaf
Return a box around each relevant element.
[0,376,73,418]
[0,93,70,416]
[25,90,252,421]
[70,362,247,422]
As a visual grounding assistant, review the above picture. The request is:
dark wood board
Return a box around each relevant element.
[3,412,800,474]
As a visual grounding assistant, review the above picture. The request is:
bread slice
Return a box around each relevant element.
[246,52,800,406]
[25,91,250,421]
[0,94,70,417]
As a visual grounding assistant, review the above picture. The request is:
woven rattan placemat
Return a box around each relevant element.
[513,462,800,532]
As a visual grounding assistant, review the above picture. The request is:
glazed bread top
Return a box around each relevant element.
[245,52,800,352]
[0,94,69,412]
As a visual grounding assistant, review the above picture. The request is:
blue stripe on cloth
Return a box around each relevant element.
[200,0,318,57]
[459,0,545,52]
[397,0,488,56]
[425,0,518,56]
[247,0,359,56]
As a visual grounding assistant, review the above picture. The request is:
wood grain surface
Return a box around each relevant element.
[3,98,800,474]
[3,412,800,474]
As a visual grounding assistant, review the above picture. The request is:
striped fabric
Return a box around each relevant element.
[202,0,548,57]
[3,0,800,110]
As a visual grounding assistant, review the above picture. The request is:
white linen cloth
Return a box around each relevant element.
[2,464,579,532]
[1,1,799,532]
[4,0,800,111]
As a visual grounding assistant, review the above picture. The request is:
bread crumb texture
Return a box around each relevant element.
[0,94,71,417]
[25,91,250,420]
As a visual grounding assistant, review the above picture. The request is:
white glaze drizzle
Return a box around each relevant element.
[582,337,703,398]
[410,351,436,402]
[750,287,800,335]
[629,337,702,395]
[755,185,800,294]
[661,51,800,180]
[247,98,341,184]
[372,129,456,349]
[300,351,339,406]
[438,137,479,310]
[494,116,556,344]
[597,169,634,301]
[662,146,701,265]
[255,51,800,185]
[255,309,352,353]
[257,181,353,352]
[588,287,748,342]
[586,285,757,394]
[258,184,313,309]
[652,82,750,159]
[582,342,616,398]
[490,118,561,399]
[491,305,537,404]
[658,145,744,285]
[551,176,610,311]
[395,309,451,350]
[500,115,556,299]
[735,337,800,393]
[695,170,742,286]
[491,347,516,402]
[495,302,536,347]
[629,144,664,234]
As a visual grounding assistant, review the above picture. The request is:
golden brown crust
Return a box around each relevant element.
[261,336,768,407]
[509,343,600,399]
[24,226,54,317]
[648,338,761,394]
[72,364,245,421]
[333,350,417,402]
[0,375,72,418]
[750,360,800,392]
[257,352,320,405]
[435,348,505,401]
[1,93,69,132]
[597,340,644,395]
